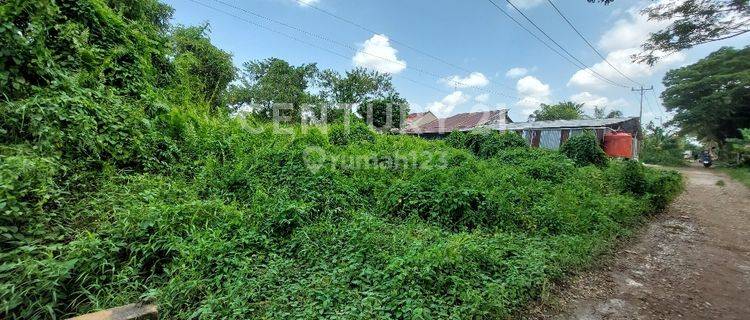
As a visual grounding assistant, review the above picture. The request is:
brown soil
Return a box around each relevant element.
[528,165,750,320]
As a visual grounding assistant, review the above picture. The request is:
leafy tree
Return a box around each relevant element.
[637,0,750,65]
[593,106,624,119]
[356,95,409,130]
[318,67,402,124]
[319,67,397,104]
[641,122,687,166]
[726,128,750,164]
[230,58,320,121]
[592,0,750,65]
[530,101,585,121]
[171,25,236,109]
[661,47,750,143]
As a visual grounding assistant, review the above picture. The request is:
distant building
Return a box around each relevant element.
[406,109,513,138]
[404,111,438,131]
[485,117,642,158]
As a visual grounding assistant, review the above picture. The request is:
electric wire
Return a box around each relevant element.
[545,0,643,87]
[503,0,629,88]
[291,0,521,93]
[188,0,452,96]
[486,0,629,88]
[207,0,521,100]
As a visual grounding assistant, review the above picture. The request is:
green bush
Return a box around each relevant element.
[0,151,61,247]
[0,0,685,318]
[328,122,376,146]
[446,130,527,158]
[560,131,607,167]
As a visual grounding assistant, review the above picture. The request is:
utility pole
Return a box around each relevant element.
[631,86,653,161]
[631,85,654,123]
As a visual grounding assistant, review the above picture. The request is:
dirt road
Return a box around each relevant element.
[531,166,750,320]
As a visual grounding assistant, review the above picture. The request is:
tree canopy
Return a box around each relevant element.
[662,46,750,143]
[171,25,236,109]
[593,106,623,119]
[530,101,586,121]
[318,67,407,127]
[637,0,750,65]
[229,58,320,121]
[592,0,750,65]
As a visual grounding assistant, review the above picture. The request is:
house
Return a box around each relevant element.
[406,109,513,138]
[404,111,438,131]
[485,117,642,158]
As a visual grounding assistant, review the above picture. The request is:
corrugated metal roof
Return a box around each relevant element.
[410,109,511,134]
[485,117,638,131]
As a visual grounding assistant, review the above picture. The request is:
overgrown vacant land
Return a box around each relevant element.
[2,117,682,318]
[0,0,682,318]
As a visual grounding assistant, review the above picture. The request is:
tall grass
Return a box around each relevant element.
[1,111,683,318]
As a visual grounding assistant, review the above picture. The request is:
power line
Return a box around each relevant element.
[293,0,469,74]
[503,0,629,88]
[188,0,452,96]
[291,0,524,94]
[486,0,628,88]
[484,0,594,78]
[648,90,666,119]
[545,0,642,86]
[206,0,520,100]
[632,85,654,123]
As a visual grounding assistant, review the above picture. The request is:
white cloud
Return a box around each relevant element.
[439,72,489,88]
[516,75,550,97]
[597,6,672,53]
[353,34,406,74]
[598,0,690,49]
[567,1,689,91]
[570,92,629,110]
[505,67,529,78]
[475,93,490,103]
[427,91,470,117]
[509,0,544,9]
[568,48,686,90]
[515,76,552,115]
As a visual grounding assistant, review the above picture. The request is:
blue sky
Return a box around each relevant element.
[164,0,750,124]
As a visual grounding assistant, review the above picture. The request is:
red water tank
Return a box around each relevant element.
[603,132,633,158]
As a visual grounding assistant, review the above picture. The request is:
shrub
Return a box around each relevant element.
[328,122,375,146]
[0,152,61,247]
[606,159,647,195]
[446,130,527,158]
[560,131,607,167]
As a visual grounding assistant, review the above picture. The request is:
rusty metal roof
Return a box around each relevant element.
[409,109,511,134]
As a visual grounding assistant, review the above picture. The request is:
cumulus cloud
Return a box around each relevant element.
[515,76,552,115]
[427,91,470,117]
[568,1,686,91]
[439,72,489,88]
[517,76,550,97]
[570,92,629,110]
[353,34,407,74]
[597,6,672,53]
[475,93,490,103]
[505,67,529,78]
[568,47,685,90]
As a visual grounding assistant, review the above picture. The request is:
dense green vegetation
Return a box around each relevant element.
[640,123,689,167]
[720,167,750,188]
[1,0,683,318]
[662,46,750,143]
